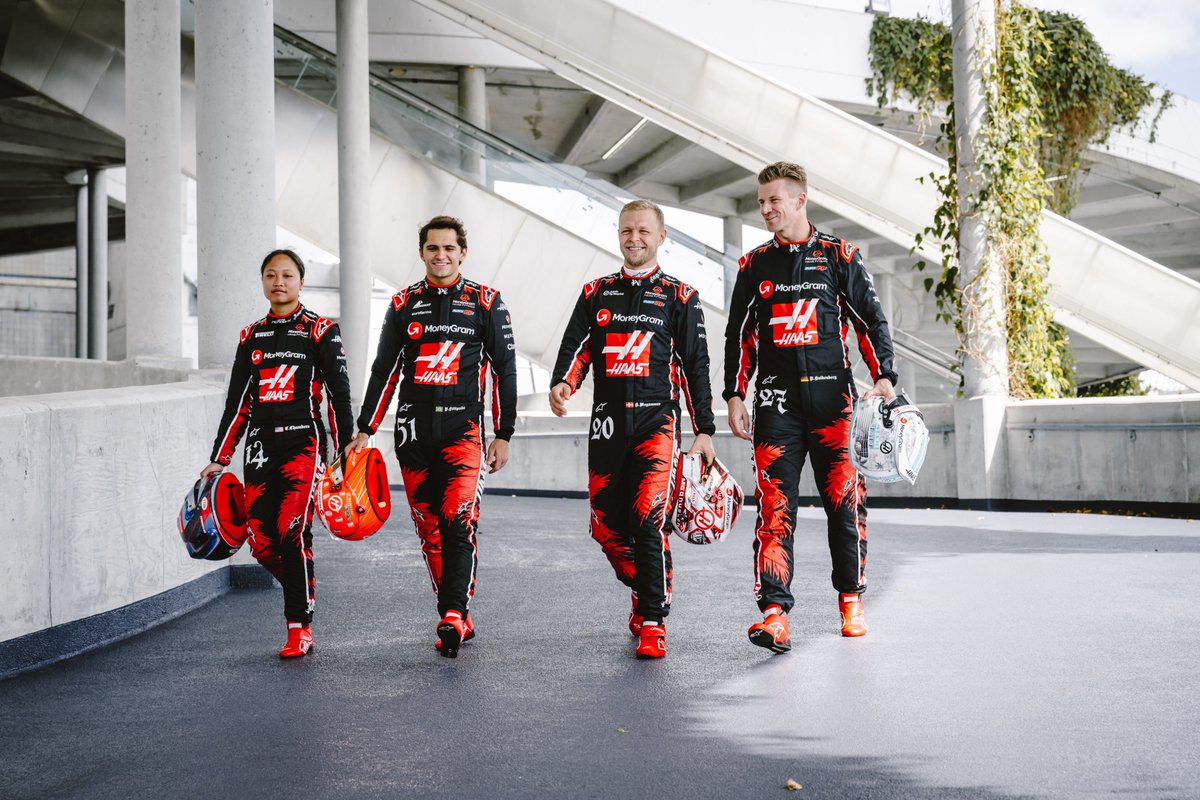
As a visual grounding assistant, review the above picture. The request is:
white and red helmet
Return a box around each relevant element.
[666,453,744,545]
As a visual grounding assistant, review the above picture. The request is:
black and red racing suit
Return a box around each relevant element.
[210,305,354,624]
[357,276,517,619]
[723,228,897,612]
[552,265,715,622]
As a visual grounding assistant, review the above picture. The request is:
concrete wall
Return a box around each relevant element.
[0,355,194,398]
[0,381,226,643]
[3,387,1195,646]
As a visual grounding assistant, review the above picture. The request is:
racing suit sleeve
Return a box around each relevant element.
[839,247,898,385]
[722,254,759,401]
[315,322,355,454]
[483,292,518,441]
[357,302,406,435]
[209,332,254,465]
[674,286,717,436]
[550,288,593,392]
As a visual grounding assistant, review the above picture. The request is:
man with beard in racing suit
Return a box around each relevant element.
[348,216,516,659]
[550,199,716,660]
[725,162,898,652]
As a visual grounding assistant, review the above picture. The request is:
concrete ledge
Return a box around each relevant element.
[0,355,193,398]
[229,564,277,590]
[0,568,229,681]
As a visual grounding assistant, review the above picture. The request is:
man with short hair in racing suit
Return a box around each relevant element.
[550,199,716,660]
[348,216,516,659]
[725,162,898,651]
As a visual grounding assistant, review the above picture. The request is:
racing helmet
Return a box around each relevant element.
[665,453,744,545]
[317,447,391,541]
[848,393,929,484]
[178,472,249,560]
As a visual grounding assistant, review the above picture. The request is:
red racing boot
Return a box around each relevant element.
[279,624,313,658]
[437,610,468,658]
[434,614,475,651]
[628,591,643,637]
[747,605,791,653]
[839,593,868,637]
[635,623,666,659]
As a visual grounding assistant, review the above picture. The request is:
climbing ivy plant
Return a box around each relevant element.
[870,3,1071,398]
[867,3,1168,398]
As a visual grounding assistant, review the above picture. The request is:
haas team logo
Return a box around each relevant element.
[258,364,298,402]
[602,331,652,377]
[769,299,819,347]
[413,341,464,385]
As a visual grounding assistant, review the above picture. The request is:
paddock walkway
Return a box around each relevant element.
[1,496,1197,799]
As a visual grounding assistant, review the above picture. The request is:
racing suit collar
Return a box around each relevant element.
[620,263,661,283]
[425,274,464,294]
[267,304,305,321]
[774,223,817,248]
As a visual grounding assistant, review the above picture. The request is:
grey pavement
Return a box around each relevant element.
[2,496,1198,800]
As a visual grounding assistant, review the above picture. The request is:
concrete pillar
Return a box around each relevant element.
[336,0,371,406]
[87,168,108,361]
[458,65,488,184]
[73,180,88,359]
[125,0,182,359]
[194,0,276,368]
[722,215,742,309]
[954,395,1008,508]
[951,0,1008,507]
[951,0,1007,398]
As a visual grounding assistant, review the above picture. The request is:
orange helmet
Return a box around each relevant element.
[317,448,391,540]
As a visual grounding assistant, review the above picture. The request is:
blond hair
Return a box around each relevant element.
[619,199,665,229]
[757,161,808,193]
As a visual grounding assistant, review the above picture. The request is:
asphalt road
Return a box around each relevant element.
[2,497,1198,800]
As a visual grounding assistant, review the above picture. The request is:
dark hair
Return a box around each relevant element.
[418,215,468,250]
[260,248,306,279]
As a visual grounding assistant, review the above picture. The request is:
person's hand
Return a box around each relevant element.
[861,377,896,403]
[727,396,752,442]
[687,433,716,466]
[487,439,510,473]
[548,382,572,417]
[199,461,223,480]
[345,431,370,458]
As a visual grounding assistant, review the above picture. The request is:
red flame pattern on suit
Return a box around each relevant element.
[243,425,323,623]
[393,409,486,618]
[753,442,793,591]
[589,470,635,584]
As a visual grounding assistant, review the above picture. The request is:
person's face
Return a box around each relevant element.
[757,177,807,237]
[261,255,303,308]
[618,208,666,270]
[421,227,465,285]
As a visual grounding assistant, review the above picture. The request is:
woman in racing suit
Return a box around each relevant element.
[199,249,354,658]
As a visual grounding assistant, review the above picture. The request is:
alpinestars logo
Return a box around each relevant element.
[602,331,652,377]
[259,364,298,402]
[769,300,819,346]
[413,341,464,385]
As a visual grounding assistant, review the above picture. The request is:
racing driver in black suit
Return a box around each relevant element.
[550,199,716,660]
[725,162,898,652]
[348,216,516,659]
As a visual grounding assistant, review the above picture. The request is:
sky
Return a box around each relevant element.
[812,0,1200,100]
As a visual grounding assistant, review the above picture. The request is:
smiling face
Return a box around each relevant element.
[261,254,303,315]
[420,227,466,286]
[757,177,809,242]
[618,208,666,271]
